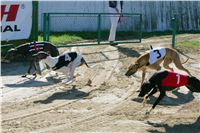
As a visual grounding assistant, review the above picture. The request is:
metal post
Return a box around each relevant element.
[43,13,47,41]
[172,15,177,48]
[97,14,101,45]
[33,1,38,41]
[47,13,50,41]
[139,14,142,43]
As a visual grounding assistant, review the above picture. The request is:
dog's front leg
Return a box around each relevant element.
[69,63,75,79]
[141,68,146,86]
[32,61,38,77]
[146,90,165,114]
[62,64,74,84]
[136,68,146,92]
[143,87,158,106]
[22,61,33,77]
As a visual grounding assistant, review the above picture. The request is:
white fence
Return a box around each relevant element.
[38,1,200,32]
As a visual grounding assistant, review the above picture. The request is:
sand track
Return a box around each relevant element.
[1,34,200,133]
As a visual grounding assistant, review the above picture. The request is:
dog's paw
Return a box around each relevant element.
[21,74,27,78]
[32,73,37,77]
[85,79,92,86]
[143,97,148,106]
[62,78,73,84]
[145,111,150,115]
[145,108,153,115]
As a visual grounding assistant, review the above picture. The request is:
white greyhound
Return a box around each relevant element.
[33,51,89,84]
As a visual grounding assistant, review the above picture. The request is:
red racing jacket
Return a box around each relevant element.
[149,71,189,88]
[161,71,188,87]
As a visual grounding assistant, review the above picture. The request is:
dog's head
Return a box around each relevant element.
[138,82,154,97]
[125,63,139,77]
[4,48,18,61]
[32,51,50,61]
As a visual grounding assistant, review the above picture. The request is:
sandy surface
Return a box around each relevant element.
[1,34,200,133]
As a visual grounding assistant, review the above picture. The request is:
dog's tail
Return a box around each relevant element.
[150,45,153,50]
[181,57,189,64]
[187,76,200,92]
[81,58,89,68]
[175,48,195,64]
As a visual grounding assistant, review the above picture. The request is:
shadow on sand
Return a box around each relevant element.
[33,85,89,104]
[147,116,200,133]
[1,62,30,76]
[3,76,61,88]
[132,90,195,106]
[115,45,141,58]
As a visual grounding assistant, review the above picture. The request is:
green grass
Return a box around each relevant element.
[177,41,200,46]
[38,31,140,45]
[38,32,98,44]
[39,33,83,44]
[39,31,200,45]
[142,31,200,38]
[2,31,199,56]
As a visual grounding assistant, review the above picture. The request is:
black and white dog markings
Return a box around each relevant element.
[5,41,59,77]
[52,52,78,71]
[138,70,200,114]
[34,51,89,84]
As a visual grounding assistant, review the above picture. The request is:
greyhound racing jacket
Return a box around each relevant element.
[149,47,166,65]
[29,41,45,54]
[149,71,188,88]
[52,52,77,71]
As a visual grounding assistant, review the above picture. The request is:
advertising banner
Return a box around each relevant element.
[1,1,32,41]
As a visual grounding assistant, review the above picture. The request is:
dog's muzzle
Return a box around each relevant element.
[125,71,135,77]
[125,73,130,77]
[125,70,132,77]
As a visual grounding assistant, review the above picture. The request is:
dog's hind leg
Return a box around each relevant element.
[163,58,173,71]
[152,91,165,109]
[61,65,73,84]
[173,57,192,76]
